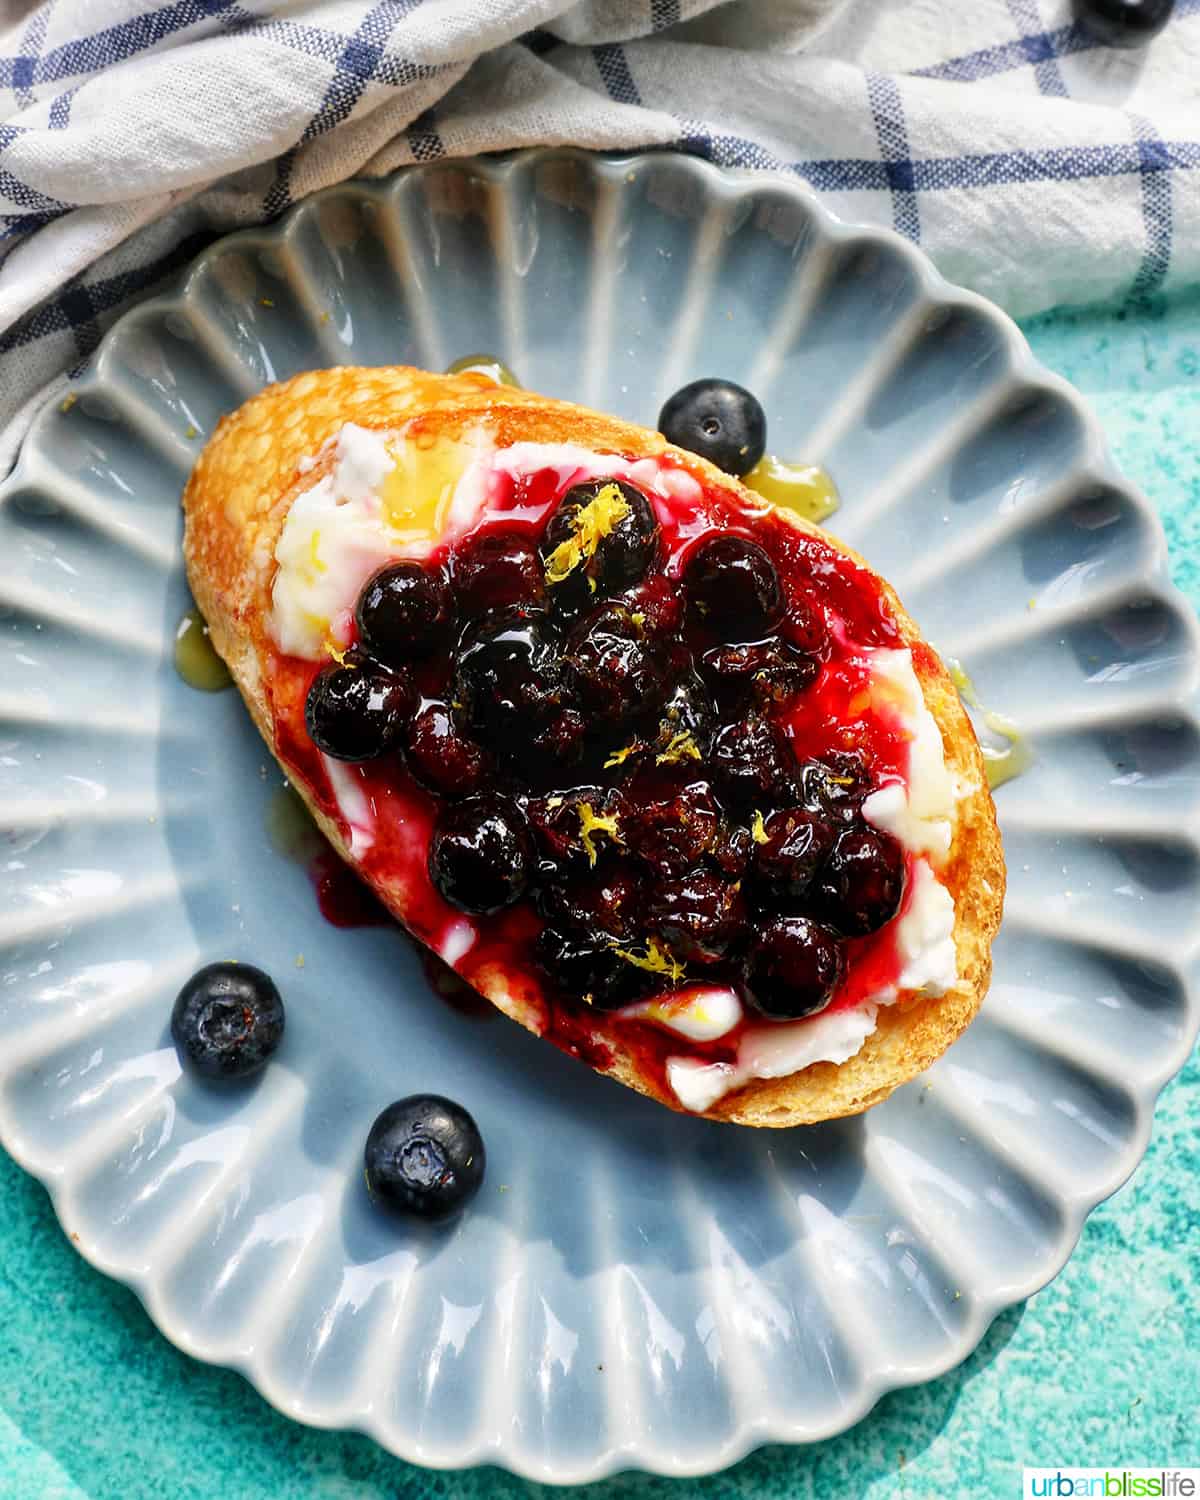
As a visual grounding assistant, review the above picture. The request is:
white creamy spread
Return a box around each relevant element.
[667,1002,880,1114]
[272,427,963,1114]
[861,647,958,863]
[270,422,493,659]
[626,984,742,1042]
[893,858,958,997]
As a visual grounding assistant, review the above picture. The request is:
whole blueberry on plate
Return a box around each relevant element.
[1073,0,1173,47]
[658,378,767,476]
[364,1094,486,1220]
[172,962,285,1080]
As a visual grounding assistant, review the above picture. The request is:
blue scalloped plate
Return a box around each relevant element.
[1,150,1197,1482]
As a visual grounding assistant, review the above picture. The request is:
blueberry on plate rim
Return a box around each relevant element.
[364,1094,486,1221]
[658,378,767,477]
[172,962,285,1080]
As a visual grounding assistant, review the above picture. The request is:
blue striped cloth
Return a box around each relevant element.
[0,0,1197,471]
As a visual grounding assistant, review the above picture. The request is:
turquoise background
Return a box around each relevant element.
[2,290,1198,1499]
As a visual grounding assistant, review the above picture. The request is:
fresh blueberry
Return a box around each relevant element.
[364,1094,486,1221]
[1073,0,1173,47]
[406,700,488,797]
[429,794,533,914]
[658,378,767,476]
[356,561,451,663]
[305,663,414,761]
[813,826,905,936]
[683,535,784,636]
[743,916,844,1020]
[171,962,285,1080]
[452,528,545,615]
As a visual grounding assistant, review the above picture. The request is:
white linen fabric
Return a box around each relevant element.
[0,0,1197,469]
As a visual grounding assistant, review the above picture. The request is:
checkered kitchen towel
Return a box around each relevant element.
[1,0,1198,472]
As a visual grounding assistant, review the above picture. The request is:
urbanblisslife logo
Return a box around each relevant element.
[1024,1472,1200,1498]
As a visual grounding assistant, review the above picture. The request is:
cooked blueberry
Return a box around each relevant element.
[813,826,905,936]
[538,863,643,941]
[452,529,544,615]
[782,595,829,657]
[744,916,844,1019]
[700,637,818,708]
[798,753,872,824]
[710,714,796,806]
[658,378,766,476]
[453,606,566,747]
[541,479,660,605]
[1073,0,1173,47]
[535,926,647,1010]
[565,603,668,725]
[305,663,413,761]
[429,794,532,914]
[650,673,717,762]
[530,707,588,766]
[647,870,747,964]
[752,808,836,906]
[712,821,754,880]
[624,776,730,880]
[356,561,450,662]
[526,786,628,873]
[171,962,284,1080]
[621,573,684,637]
[683,535,783,635]
[406,700,487,796]
[364,1094,485,1221]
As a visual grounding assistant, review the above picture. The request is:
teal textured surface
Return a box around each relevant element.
[2,288,1198,1500]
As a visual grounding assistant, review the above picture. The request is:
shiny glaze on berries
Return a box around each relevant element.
[744,916,844,1020]
[266,440,941,1107]
[356,560,451,662]
[305,663,414,762]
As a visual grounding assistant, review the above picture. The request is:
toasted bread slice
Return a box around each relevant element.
[183,365,1004,1126]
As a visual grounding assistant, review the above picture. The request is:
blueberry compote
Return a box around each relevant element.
[269,450,918,1101]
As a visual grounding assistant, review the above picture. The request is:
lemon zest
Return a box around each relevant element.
[656,729,702,766]
[613,937,686,985]
[603,742,640,770]
[543,483,631,586]
[751,809,769,845]
[577,802,623,867]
